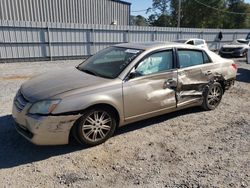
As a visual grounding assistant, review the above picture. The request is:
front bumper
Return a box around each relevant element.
[219,50,245,57]
[12,103,81,145]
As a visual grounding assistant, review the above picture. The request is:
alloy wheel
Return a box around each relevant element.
[207,85,222,107]
[81,111,112,142]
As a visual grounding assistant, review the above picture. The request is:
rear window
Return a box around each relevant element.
[195,40,205,45]
[187,40,194,45]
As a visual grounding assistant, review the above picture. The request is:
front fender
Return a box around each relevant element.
[51,86,124,123]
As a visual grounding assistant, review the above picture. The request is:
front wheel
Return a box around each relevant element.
[202,82,223,110]
[76,108,117,146]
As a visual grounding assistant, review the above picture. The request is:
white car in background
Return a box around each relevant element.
[175,38,208,49]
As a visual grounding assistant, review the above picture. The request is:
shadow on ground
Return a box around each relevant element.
[0,107,203,169]
[237,68,250,83]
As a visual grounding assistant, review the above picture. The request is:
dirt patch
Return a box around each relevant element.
[56,172,91,186]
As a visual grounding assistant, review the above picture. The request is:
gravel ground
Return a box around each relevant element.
[0,58,249,188]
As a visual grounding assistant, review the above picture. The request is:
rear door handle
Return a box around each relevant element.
[204,71,212,76]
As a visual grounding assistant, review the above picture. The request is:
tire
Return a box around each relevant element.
[76,107,117,146]
[202,82,223,110]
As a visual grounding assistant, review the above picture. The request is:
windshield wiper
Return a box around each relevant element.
[76,66,96,75]
[76,67,113,79]
[81,68,99,76]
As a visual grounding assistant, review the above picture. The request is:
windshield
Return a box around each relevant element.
[77,47,142,79]
[236,39,249,44]
[246,33,250,40]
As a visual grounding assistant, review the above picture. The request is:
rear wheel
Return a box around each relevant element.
[202,82,223,110]
[76,108,116,146]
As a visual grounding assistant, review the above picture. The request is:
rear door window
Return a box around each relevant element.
[178,50,204,68]
[203,51,212,63]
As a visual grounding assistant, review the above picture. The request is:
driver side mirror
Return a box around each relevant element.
[126,68,142,81]
[128,71,141,79]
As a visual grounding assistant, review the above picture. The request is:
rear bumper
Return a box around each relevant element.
[224,78,235,90]
[12,103,81,145]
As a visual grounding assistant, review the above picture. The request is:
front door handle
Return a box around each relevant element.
[163,79,177,89]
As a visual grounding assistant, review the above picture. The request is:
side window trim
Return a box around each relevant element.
[202,51,212,64]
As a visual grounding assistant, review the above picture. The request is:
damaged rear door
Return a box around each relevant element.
[123,49,177,120]
[176,48,215,107]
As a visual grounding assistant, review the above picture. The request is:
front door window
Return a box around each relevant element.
[135,51,173,76]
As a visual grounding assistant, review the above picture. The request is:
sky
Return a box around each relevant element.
[126,0,152,17]
[126,0,250,17]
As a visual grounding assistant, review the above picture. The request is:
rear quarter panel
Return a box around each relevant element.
[206,50,237,80]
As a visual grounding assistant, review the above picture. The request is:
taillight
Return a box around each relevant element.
[231,63,237,70]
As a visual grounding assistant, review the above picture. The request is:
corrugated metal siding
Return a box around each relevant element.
[0,20,249,61]
[0,0,130,25]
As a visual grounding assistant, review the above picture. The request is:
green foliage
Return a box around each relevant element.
[130,15,148,26]
[145,0,250,28]
[151,0,171,15]
[223,0,249,28]
[178,0,226,28]
[245,4,250,28]
[151,14,172,27]
[147,0,175,27]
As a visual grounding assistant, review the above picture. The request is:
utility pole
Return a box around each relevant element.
[177,0,181,27]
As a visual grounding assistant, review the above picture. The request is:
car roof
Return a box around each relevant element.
[114,42,201,51]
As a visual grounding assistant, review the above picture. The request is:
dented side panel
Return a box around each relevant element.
[177,66,209,105]
[176,61,233,107]
[123,71,177,120]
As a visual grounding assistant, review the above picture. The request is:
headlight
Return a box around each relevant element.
[29,100,61,115]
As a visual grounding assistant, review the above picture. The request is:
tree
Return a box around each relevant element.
[130,15,148,26]
[147,0,172,27]
[151,0,171,15]
[223,0,249,28]
[169,0,179,27]
[244,4,250,28]
[150,14,172,27]
[146,0,250,28]
[170,0,226,28]
[148,14,157,26]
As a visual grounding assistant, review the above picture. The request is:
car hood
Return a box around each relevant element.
[21,67,109,102]
[222,44,248,49]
